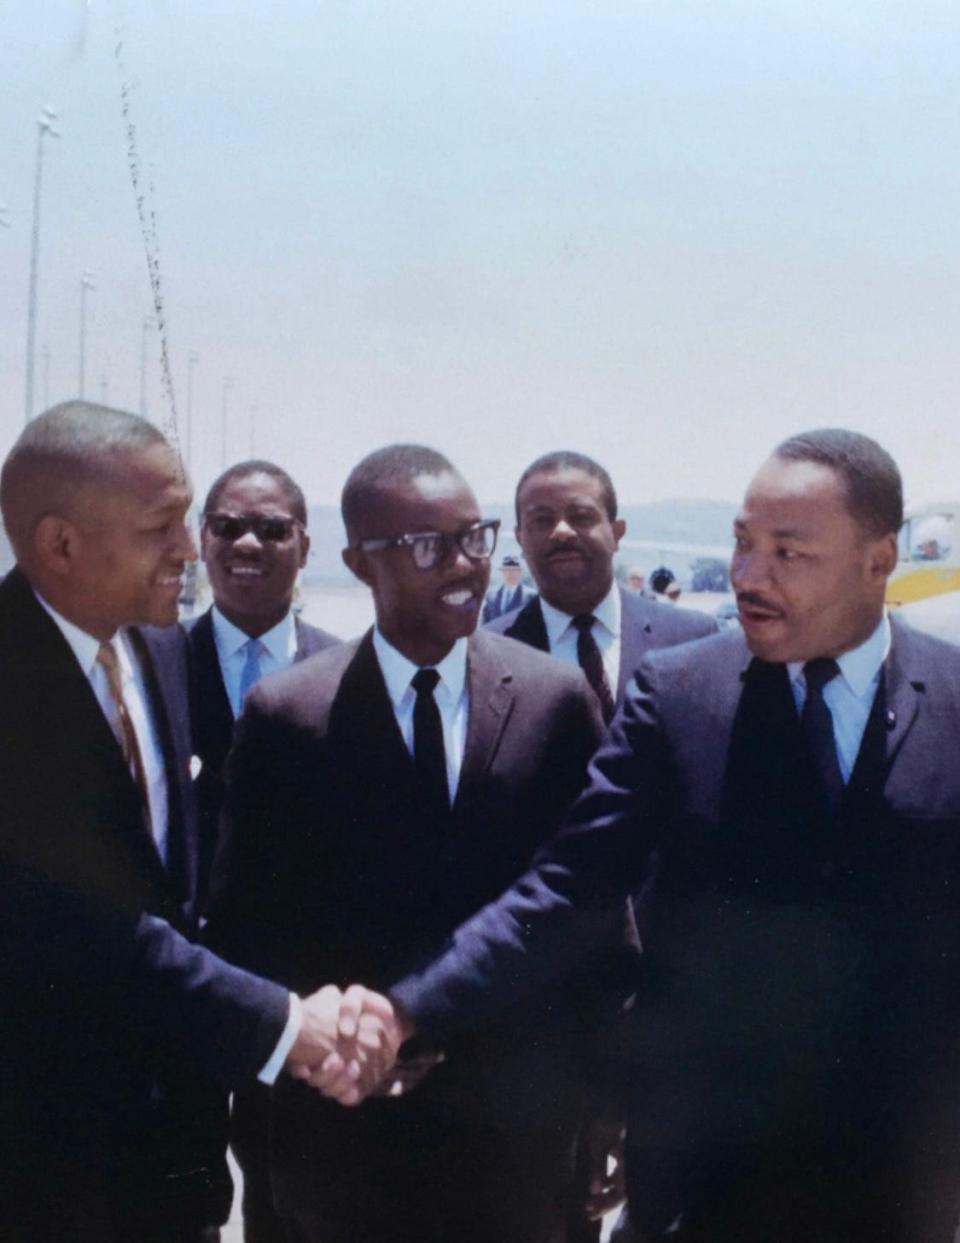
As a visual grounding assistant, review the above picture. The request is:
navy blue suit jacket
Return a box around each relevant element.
[393,621,960,1241]
[0,569,289,1240]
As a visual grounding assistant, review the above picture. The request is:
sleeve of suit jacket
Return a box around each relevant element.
[390,652,679,1039]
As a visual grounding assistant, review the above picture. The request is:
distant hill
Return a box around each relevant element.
[303,498,737,585]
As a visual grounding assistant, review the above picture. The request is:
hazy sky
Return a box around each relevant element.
[2,0,959,510]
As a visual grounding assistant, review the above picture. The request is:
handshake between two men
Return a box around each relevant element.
[286,983,424,1105]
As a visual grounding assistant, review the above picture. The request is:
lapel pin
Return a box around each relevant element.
[885,710,897,730]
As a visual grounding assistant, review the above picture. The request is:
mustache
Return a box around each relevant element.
[546,542,586,559]
[735,591,783,614]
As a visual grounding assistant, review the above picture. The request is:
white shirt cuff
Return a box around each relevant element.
[257,992,302,1085]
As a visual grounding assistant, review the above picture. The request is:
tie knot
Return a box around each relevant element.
[803,657,840,694]
[412,667,440,696]
[243,638,264,659]
[572,614,597,635]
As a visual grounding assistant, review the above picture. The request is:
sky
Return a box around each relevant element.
[2,0,959,512]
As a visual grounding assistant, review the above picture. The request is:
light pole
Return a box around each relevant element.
[139,316,156,417]
[221,377,233,472]
[24,107,60,423]
[186,351,199,475]
[248,404,259,458]
[99,375,109,404]
[40,345,50,409]
[78,270,96,400]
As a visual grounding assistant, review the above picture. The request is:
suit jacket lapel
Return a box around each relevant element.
[191,608,236,770]
[453,633,514,821]
[617,586,655,701]
[504,596,550,653]
[332,632,418,797]
[879,624,922,768]
[131,627,192,906]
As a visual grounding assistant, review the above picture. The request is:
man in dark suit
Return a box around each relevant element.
[188,459,339,905]
[0,403,393,1243]
[380,429,960,1243]
[486,450,716,718]
[207,443,634,1243]
[481,553,535,623]
[188,460,338,1243]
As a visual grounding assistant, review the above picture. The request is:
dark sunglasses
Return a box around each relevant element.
[355,518,500,571]
[203,512,303,543]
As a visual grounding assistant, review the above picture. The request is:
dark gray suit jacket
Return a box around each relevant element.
[392,620,960,1242]
[485,584,717,703]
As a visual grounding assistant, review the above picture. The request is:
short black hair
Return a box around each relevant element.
[515,450,618,523]
[1,401,170,558]
[341,443,458,542]
[773,429,903,537]
[203,459,308,526]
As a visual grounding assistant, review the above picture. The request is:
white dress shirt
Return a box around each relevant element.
[35,590,299,1083]
[788,614,891,782]
[539,584,622,695]
[372,628,469,803]
[211,606,298,719]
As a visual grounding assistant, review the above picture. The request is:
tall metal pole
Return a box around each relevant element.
[40,345,50,409]
[139,316,156,417]
[78,271,96,400]
[24,108,60,423]
[248,404,259,458]
[186,351,199,476]
[221,377,233,472]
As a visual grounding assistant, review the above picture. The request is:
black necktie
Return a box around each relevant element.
[572,614,616,723]
[801,657,845,812]
[411,668,450,823]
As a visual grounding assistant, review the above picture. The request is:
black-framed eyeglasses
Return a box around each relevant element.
[355,518,500,570]
[202,512,303,543]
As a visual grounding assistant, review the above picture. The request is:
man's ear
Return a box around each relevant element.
[298,531,312,570]
[342,544,374,587]
[868,533,899,583]
[33,513,79,577]
[612,518,626,547]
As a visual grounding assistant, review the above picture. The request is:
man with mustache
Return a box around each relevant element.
[206,443,637,1243]
[487,450,715,721]
[383,429,960,1243]
[0,403,393,1243]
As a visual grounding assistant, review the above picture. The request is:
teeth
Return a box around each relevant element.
[229,566,263,577]
[442,589,473,606]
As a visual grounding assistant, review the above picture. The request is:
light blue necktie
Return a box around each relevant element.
[237,638,264,713]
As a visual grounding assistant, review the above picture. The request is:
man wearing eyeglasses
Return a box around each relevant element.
[188,460,339,1243]
[206,443,633,1243]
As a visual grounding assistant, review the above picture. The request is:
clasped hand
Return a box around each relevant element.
[285,983,413,1105]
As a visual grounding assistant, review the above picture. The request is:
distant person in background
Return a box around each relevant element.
[481,552,534,622]
[187,460,339,1243]
[649,565,681,603]
[488,451,716,721]
[626,567,646,594]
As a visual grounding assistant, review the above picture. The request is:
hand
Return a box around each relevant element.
[288,984,407,1105]
[582,1118,627,1221]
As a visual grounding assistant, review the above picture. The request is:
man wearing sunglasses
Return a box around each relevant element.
[206,444,634,1243]
[188,460,339,1243]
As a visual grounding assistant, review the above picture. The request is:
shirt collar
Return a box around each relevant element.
[788,613,891,699]
[540,583,621,647]
[212,605,297,663]
[372,627,469,708]
[34,588,114,679]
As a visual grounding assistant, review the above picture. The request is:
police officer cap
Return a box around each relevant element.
[649,566,676,594]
